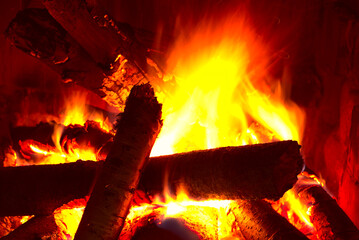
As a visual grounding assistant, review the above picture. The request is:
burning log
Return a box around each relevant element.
[0,141,302,217]
[1,215,59,240]
[229,200,309,239]
[74,83,163,239]
[142,140,303,201]
[5,8,106,96]
[295,184,359,240]
[0,160,98,216]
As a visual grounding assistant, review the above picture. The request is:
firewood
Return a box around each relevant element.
[295,184,359,240]
[141,140,303,201]
[0,141,302,217]
[1,215,59,240]
[74,83,163,240]
[5,8,106,96]
[0,160,99,216]
[228,200,309,239]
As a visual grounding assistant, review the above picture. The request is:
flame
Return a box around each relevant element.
[54,199,86,239]
[17,137,97,166]
[6,9,309,240]
[146,11,307,239]
[279,190,313,228]
[62,92,112,133]
[151,14,304,157]
[272,172,329,239]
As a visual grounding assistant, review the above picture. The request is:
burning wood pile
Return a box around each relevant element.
[1,0,359,239]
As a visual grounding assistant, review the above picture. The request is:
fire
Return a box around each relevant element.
[15,134,98,166]
[151,14,304,157]
[62,92,113,133]
[272,172,328,239]
[48,11,306,240]
[4,8,312,240]
[145,11,306,240]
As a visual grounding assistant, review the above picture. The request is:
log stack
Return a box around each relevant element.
[2,0,359,239]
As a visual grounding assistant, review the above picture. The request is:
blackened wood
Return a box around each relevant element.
[74,83,162,240]
[1,215,59,240]
[0,141,302,217]
[5,8,106,96]
[296,185,359,240]
[229,200,309,240]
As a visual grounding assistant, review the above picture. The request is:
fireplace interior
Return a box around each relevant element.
[0,0,359,239]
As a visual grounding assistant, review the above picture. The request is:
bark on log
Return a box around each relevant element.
[0,160,98,216]
[296,185,359,240]
[5,8,106,96]
[1,215,59,240]
[74,83,162,240]
[0,141,302,217]
[228,200,309,240]
[142,140,303,201]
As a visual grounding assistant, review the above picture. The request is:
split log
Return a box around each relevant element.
[0,141,302,217]
[74,83,163,240]
[5,8,106,96]
[1,215,59,240]
[228,200,309,239]
[295,184,359,240]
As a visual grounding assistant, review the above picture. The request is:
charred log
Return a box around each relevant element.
[296,184,359,240]
[5,8,106,96]
[74,83,162,240]
[229,200,309,239]
[0,141,302,217]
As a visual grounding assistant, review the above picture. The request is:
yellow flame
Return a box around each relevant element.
[54,202,86,239]
[11,9,308,240]
[147,11,306,239]
[151,14,304,157]
[27,141,97,165]
[281,190,313,228]
[62,92,112,132]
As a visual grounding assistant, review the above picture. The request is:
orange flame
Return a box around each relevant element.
[151,14,304,157]
[7,9,309,240]
[62,92,113,133]
[146,11,306,239]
